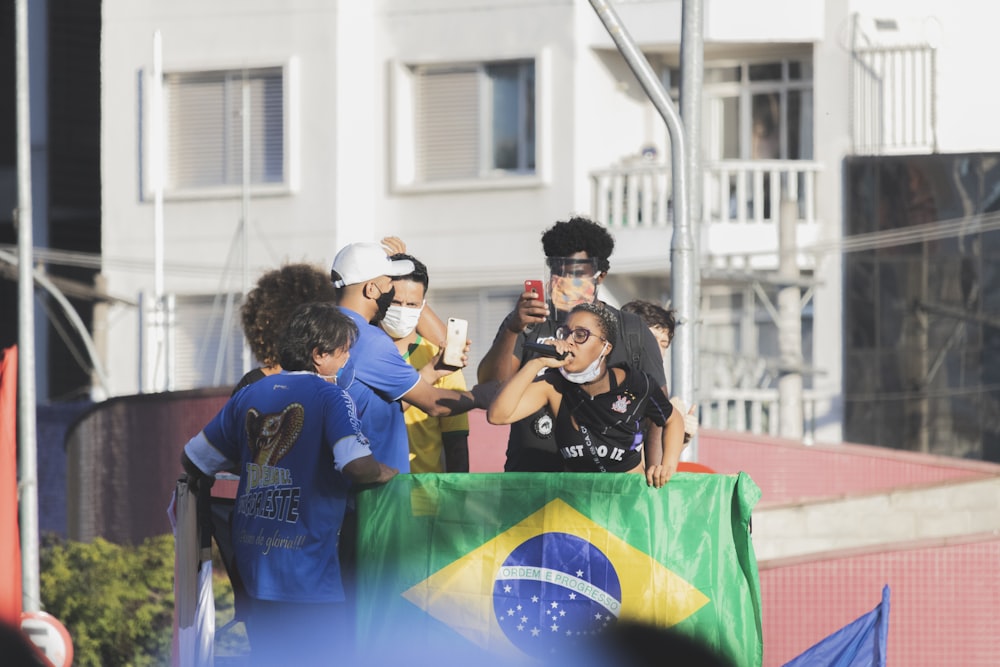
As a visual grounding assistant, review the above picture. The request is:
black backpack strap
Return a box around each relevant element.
[618,309,644,372]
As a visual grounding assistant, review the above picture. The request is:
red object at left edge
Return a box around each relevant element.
[0,345,22,626]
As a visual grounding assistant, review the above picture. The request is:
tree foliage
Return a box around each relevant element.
[39,533,246,666]
[39,534,176,666]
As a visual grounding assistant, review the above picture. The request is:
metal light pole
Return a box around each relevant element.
[15,0,41,613]
[588,0,700,458]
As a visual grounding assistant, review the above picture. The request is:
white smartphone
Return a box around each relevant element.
[442,317,469,367]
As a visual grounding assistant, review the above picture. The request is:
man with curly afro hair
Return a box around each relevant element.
[478,216,669,472]
[234,263,339,394]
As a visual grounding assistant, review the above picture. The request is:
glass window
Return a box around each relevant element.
[788,60,812,81]
[413,59,535,182]
[488,62,535,172]
[748,63,782,81]
[165,67,285,191]
[751,93,781,159]
[787,89,813,160]
[699,57,813,162]
[721,97,740,159]
[705,66,741,84]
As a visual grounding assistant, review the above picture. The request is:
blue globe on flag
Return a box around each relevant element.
[492,532,622,658]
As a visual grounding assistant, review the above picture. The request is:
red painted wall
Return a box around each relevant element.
[759,535,1000,666]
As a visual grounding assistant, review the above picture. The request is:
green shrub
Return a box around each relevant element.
[39,534,246,667]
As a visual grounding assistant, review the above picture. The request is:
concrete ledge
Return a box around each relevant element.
[753,475,1000,561]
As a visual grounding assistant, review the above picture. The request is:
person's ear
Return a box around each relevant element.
[595,271,606,285]
[310,346,324,371]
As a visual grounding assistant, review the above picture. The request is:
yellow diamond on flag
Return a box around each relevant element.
[402,498,710,659]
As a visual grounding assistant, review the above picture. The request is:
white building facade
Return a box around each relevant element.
[99,0,1000,445]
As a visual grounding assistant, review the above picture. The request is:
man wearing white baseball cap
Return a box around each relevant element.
[331,241,491,474]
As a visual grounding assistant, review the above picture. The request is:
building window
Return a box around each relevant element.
[714,59,812,162]
[412,59,535,182]
[164,67,285,192]
[666,58,813,162]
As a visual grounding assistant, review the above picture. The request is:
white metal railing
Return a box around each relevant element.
[698,387,830,444]
[590,159,823,229]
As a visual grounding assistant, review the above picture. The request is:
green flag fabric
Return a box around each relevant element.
[355,471,762,667]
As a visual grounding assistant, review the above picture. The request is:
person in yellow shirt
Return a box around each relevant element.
[380,253,470,472]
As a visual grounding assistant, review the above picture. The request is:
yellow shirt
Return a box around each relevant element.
[403,336,470,472]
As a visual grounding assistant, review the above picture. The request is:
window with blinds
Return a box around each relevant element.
[413,60,535,182]
[170,293,246,390]
[165,67,285,191]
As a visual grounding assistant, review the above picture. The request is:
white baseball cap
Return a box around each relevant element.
[330,242,415,287]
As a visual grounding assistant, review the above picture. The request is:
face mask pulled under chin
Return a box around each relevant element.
[559,342,609,384]
[381,304,423,339]
[548,275,598,322]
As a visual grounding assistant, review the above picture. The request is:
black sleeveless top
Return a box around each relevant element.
[544,363,673,473]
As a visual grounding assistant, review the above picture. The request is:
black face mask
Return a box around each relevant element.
[371,284,396,324]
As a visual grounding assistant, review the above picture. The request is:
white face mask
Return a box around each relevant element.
[381,303,424,339]
[559,342,609,384]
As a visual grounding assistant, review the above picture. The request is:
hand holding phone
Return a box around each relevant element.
[524,279,544,300]
[442,317,469,367]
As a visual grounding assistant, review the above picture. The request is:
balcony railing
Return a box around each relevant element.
[590,158,823,269]
[699,387,830,445]
[590,159,822,226]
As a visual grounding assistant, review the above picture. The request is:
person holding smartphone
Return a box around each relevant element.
[478,216,668,473]
[380,253,471,473]
[331,241,491,474]
[487,302,685,487]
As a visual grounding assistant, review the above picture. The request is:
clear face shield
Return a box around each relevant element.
[545,257,601,322]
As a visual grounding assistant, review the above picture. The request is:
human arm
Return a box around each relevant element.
[180,450,217,498]
[416,304,448,349]
[487,353,564,425]
[645,405,685,488]
[477,291,550,384]
[342,455,398,485]
[326,385,398,484]
[642,422,663,467]
[181,425,237,478]
[670,396,699,443]
[402,376,495,417]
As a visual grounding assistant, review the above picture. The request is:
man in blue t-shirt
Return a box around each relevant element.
[181,302,396,665]
[330,242,492,473]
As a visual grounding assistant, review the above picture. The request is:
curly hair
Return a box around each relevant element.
[241,263,339,368]
[570,302,619,348]
[541,216,615,274]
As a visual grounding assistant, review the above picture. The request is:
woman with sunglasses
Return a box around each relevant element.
[487,302,686,487]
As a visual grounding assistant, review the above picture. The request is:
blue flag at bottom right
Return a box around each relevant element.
[783,585,890,667]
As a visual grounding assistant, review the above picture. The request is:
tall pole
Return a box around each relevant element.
[778,199,803,440]
[241,71,252,374]
[150,31,167,391]
[588,0,699,458]
[679,0,704,459]
[15,0,41,613]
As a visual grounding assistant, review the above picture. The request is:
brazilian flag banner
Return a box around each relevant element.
[355,472,762,667]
